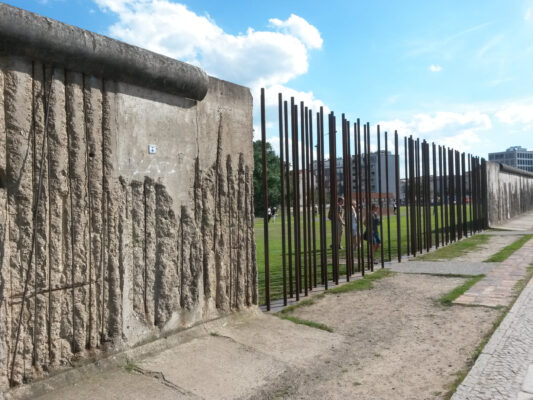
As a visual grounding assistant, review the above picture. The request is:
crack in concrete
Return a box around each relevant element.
[130,364,199,398]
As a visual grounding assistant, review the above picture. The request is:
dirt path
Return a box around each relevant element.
[256,273,499,400]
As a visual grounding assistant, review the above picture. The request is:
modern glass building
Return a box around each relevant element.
[488,146,533,173]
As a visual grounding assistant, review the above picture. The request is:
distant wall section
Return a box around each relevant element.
[486,161,533,226]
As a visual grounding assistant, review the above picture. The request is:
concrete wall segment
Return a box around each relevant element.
[0,6,255,392]
[487,161,533,226]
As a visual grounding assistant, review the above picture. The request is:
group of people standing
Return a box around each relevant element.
[331,197,381,264]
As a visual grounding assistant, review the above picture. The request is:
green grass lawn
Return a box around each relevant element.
[256,205,479,305]
[414,234,490,261]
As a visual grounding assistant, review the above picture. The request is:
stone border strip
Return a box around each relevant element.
[454,239,533,307]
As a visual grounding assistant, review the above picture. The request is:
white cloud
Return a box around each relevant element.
[256,85,329,114]
[429,64,442,72]
[377,111,491,152]
[94,0,322,88]
[495,103,533,125]
[269,14,323,49]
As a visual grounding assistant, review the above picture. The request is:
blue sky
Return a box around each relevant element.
[5,0,533,158]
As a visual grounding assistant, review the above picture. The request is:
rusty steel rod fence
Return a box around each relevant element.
[261,90,488,309]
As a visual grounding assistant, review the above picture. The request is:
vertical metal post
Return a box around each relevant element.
[329,112,339,285]
[309,109,317,288]
[305,107,313,292]
[385,131,391,262]
[353,122,360,272]
[260,88,270,310]
[366,123,374,270]
[395,131,401,262]
[448,148,456,242]
[461,152,467,237]
[416,139,422,253]
[468,154,473,235]
[300,103,308,296]
[318,108,328,289]
[455,151,462,240]
[433,142,439,248]
[278,93,287,306]
[357,120,365,275]
[377,126,385,267]
[439,146,444,247]
[404,136,410,256]
[481,158,488,229]
[426,142,431,252]
[443,147,449,244]
[291,99,300,300]
[342,116,353,279]
[409,136,417,256]
[284,101,293,298]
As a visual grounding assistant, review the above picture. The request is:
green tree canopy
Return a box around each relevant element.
[253,140,281,216]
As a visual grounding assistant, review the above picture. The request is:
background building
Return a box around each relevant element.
[489,146,533,173]
[316,151,397,199]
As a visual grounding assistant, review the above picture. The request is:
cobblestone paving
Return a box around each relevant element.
[454,240,533,308]
[452,241,533,400]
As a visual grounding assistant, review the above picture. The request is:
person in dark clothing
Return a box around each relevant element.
[364,204,381,264]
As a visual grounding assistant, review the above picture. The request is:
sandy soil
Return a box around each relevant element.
[251,273,499,400]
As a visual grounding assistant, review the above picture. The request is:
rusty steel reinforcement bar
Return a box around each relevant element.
[0,3,209,101]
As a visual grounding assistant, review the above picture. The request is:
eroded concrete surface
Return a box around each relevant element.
[0,56,255,390]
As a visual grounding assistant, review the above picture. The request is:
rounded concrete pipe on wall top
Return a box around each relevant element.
[0,3,209,101]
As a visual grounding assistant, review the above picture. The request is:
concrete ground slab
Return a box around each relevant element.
[492,211,533,231]
[31,369,196,400]
[137,334,285,400]
[213,312,341,367]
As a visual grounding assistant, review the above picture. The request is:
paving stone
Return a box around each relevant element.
[452,241,533,400]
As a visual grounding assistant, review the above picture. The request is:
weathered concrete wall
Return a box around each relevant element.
[486,161,533,226]
[0,5,255,390]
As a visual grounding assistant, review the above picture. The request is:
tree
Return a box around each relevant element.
[253,140,281,216]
